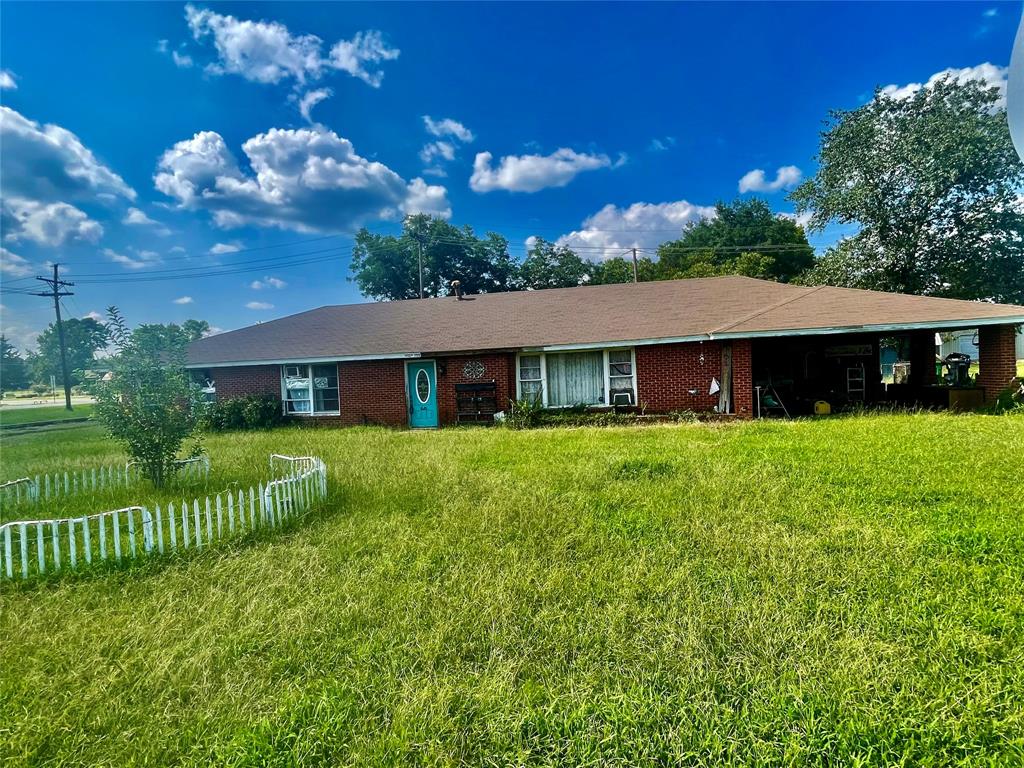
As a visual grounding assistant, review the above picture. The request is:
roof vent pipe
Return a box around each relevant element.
[451,280,463,300]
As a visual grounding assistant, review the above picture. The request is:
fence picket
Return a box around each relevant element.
[205,497,213,544]
[182,501,190,549]
[4,526,12,579]
[99,514,107,561]
[194,499,202,548]
[68,519,77,569]
[82,516,92,564]
[36,523,45,575]
[127,509,136,557]
[216,495,223,540]
[156,504,164,554]
[113,510,122,561]
[19,524,28,579]
[228,493,235,534]
[51,521,61,571]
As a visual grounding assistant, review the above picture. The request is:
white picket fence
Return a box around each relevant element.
[0,455,327,581]
[0,455,210,509]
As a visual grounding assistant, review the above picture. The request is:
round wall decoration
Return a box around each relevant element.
[462,360,486,379]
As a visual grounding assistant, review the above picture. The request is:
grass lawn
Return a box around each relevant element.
[2,414,1024,766]
[0,404,94,427]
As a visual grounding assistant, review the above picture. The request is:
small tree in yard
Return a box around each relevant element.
[88,307,205,488]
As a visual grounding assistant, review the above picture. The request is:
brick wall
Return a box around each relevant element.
[977,324,1020,402]
[337,359,407,426]
[208,340,758,429]
[634,340,751,416]
[435,353,515,424]
[732,339,753,418]
[213,365,281,399]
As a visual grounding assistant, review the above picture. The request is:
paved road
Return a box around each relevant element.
[0,396,96,409]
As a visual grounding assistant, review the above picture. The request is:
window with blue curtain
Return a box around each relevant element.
[546,351,604,406]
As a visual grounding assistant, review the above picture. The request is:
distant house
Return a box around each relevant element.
[187,276,1024,426]
[940,328,1024,362]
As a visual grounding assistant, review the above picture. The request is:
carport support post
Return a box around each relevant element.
[909,331,938,387]
[976,324,1019,403]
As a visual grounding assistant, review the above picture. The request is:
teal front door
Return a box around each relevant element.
[407,361,439,428]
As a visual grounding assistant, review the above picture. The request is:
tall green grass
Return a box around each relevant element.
[2,414,1023,766]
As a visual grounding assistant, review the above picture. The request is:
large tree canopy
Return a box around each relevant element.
[32,317,109,385]
[130,320,210,355]
[350,214,517,301]
[791,77,1024,303]
[0,336,30,392]
[657,199,813,282]
[518,238,598,290]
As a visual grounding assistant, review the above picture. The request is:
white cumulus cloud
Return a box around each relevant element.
[470,148,613,193]
[297,88,331,123]
[2,199,103,246]
[184,4,398,88]
[880,62,1007,108]
[553,200,717,261]
[738,165,802,193]
[155,126,450,232]
[173,296,194,304]
[328,30,400,88]
[0,246,35,277]
[103,247,161,270]
[209,242,241,254]
[423,116,474,143]
[172,50,195,69]
[0,70,16,90]
[250,276,287,290]
[246,301,274,310]
[0,106,135,203]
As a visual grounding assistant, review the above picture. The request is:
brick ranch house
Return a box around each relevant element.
[186,276,1024,427]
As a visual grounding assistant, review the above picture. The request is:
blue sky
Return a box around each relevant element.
[0,1,1017,350]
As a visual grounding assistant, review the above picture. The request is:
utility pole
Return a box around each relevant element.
[32,264,75,411]
[417,236,424,299]
[631,248,639,283]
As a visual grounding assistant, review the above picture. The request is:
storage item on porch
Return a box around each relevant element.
[813,400,831,415]
[455,381,498,424]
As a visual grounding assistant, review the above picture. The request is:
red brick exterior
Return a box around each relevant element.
[732,339,753,417]
[977,324,1019,402]
[337,359,407,426]
[211,365,282,399]
[206,340,759,427]
[435,353,516,424]
[635,340,753,417]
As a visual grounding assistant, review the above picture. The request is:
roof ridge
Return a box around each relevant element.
[708,284,824,335]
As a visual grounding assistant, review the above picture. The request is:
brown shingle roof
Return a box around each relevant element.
[187,276,1024,366]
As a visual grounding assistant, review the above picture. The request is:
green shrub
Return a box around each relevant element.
[203,395,289,431]
[503,399,643,429]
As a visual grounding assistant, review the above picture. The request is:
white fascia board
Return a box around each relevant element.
[186,352,422,369]
[710,316,1024,340]
[531,334,709,352]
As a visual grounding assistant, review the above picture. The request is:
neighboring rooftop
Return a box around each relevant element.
[187,276,1024,366]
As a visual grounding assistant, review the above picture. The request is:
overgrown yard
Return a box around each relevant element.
[2,414,1023,766]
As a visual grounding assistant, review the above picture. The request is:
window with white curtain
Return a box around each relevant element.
[517,348,636,407]
[518,355,543,403]
[546,351,604,406]
[282,364,339,414]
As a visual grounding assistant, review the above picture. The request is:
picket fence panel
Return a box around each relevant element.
[0,456,211,512]
[0,456,326,581]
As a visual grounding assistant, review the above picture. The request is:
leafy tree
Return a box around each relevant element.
[657,199,812,282]
[350,214,517,300]
[791,76,1024,302]
[130,320,210,355]
[591,255,659,285]
[0,336,30,392]
[33,317,109,386]
[518,238,597,289]
[87,308,204,489]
